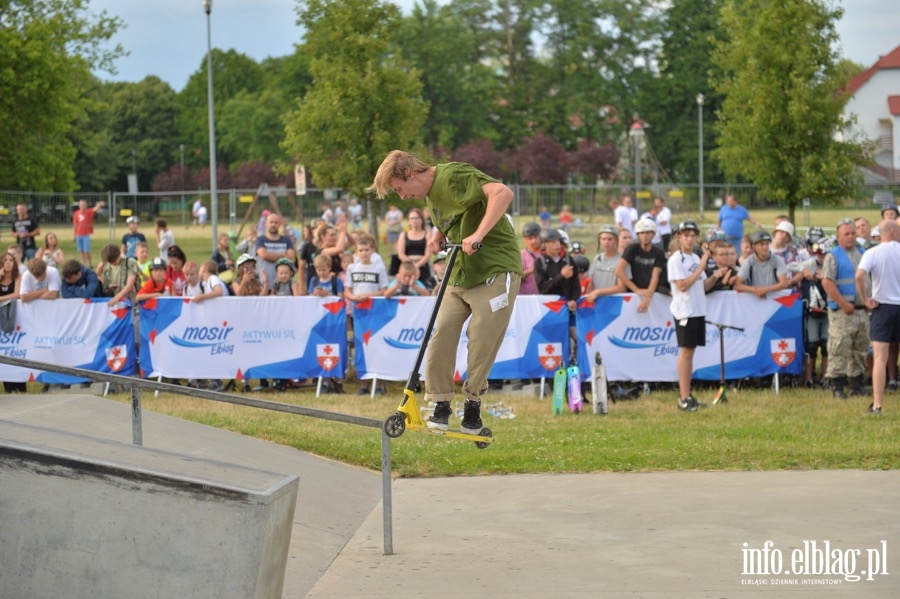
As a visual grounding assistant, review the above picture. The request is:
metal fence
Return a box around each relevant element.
[0,354,397,556]
[1,182,896,240]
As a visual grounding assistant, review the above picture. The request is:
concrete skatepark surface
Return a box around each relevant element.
[2,394,897,598]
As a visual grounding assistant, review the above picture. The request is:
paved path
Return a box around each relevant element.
[2,394,897,598]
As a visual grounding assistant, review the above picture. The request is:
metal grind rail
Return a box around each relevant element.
[0,354,396,555]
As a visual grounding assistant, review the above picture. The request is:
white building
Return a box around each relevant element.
[845,45,900,185]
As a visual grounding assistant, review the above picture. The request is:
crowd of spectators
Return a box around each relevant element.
[5,197,898,417]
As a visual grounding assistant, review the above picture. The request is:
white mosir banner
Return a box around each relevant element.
[0,299,136,383]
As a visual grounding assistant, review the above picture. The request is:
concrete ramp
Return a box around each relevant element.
[0,395,383,598]
[0,419,298,598]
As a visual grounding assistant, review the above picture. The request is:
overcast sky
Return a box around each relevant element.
[89,0,898,93]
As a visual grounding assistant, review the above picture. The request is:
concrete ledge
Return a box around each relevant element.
[0,420,299,599]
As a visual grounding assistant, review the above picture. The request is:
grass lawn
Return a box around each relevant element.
[111,382,900,478]
[37,207,899,477]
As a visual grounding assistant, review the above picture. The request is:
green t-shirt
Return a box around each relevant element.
[427,163,522,288]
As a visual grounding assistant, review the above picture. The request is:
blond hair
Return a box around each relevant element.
[366,150,430,199]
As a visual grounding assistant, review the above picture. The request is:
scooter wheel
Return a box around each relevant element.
[475,427,492,450]
[383,413,406,438]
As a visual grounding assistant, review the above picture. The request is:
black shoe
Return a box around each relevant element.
[677,395,699,412]
[426,401,451,431]
[830,377,847,399]
[849,375,869,397]
[804,380,814,389]
[868,403,882,415]
[460,400,483,435]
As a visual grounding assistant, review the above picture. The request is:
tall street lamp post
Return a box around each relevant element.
[697,93,705,219]
[202,0,218,252]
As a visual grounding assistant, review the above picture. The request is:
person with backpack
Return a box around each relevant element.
[535,228,581,357]
[96,243,141,306]
[797,228,831,388]
[733,230,791,299]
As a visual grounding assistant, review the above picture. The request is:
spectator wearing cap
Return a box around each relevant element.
[881,204,898,221]
[821,219,870,399]
[718,193,760,245]
[667,221,728,412]
[654,196,673,250]
[535,228,581,353]
[232,253,266,296]
[639,204,663,247]
[585,225,626,301]
[136,258,170,301]
[734,230,790,299]
[856,219,900,414]
[770,220,804,285]
[615,218,667,313]
[121,216,146,259]
[424,251,449,294]
[519,222,543,295]
[797,229,831,388]
[256,212,297,292]
[271,258,301,296]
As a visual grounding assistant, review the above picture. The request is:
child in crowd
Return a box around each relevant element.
[344,235,388,395]
[136,258,170,301]
[385,260,428,298]
[308,253,346,393]
[194,260,230,303]
[182,262,203,298]
[424,252,449,294]
[309,253,345,297]
[233,254,266,296]
[271,258,301,296]
[135,241,151,283]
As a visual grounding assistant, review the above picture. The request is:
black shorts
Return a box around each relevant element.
[675,316,707,349]
[870,303,900,343]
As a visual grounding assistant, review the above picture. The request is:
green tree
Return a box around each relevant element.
[106,77,180,192]
[72,76,120,191]
[396,0,499,150]
[638,0,725,184]
[712,0,870,221]
[282,0,427,196]
[538,0,663,149]
[176,49,266,169]
[0,0,122,191]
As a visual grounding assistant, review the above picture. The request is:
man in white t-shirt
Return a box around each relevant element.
[856,219,900,414]
[611,197,634,235]
[623,195,639,224]
[667,220,728,412]
[654,196,673,250]
[21,258,60,302]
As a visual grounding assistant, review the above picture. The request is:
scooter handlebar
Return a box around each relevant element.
[440,242,483,251]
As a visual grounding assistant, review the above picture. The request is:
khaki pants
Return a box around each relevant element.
[425,272,521,403]
[825,309,869,378]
